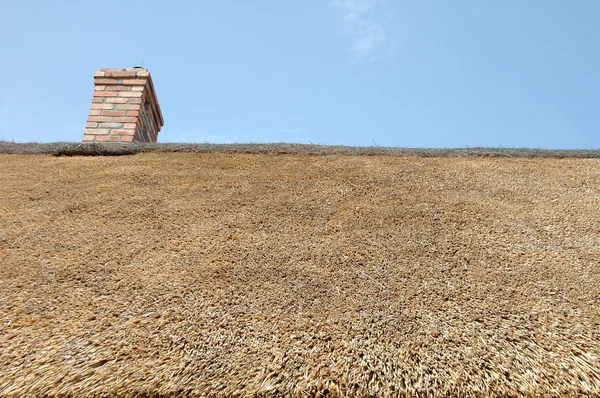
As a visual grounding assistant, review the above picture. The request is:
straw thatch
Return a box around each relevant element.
[0,152,599,397]
[1,140,600,158]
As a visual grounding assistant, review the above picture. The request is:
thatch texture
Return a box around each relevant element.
[53,143,141,157]
[1,140,600,158]
[0,152,599,396]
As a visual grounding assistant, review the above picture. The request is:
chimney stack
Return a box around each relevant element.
[83,68,164,143]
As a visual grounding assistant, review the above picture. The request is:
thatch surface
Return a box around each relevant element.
[0,152,599,397]
[1,140,600,158]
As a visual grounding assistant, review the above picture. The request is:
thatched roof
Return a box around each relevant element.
[1,151,599,396]
[1,141,600,158]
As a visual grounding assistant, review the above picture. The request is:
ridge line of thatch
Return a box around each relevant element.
[1,141,599,158]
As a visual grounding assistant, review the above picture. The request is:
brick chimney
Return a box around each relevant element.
[83,68,164,143]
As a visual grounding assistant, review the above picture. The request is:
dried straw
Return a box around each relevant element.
[0,152,599,396]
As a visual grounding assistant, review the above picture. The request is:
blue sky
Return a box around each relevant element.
[1,0,599,149]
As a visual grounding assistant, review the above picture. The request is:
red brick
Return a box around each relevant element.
[96,135,122,142]
[102,110,127,117]
[113,117,137,123]
[94,91,118,97]
[87,116,113,122]
[98,122,123,128]
[105,85,131,91]
[105,97,129,104]
[121,79,147,85]
[118,91,142,98]
[114,104,139,110]
[87,68,162,144]
[105,70,138,78]
[90,103,115,110]
[84,128,109,135]
[94,78,121,85]
[111,129,135,136]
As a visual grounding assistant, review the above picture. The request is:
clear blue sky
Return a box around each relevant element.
[1,0,599,148]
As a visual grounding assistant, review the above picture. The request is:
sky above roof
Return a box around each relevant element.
[1,0,599,149]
